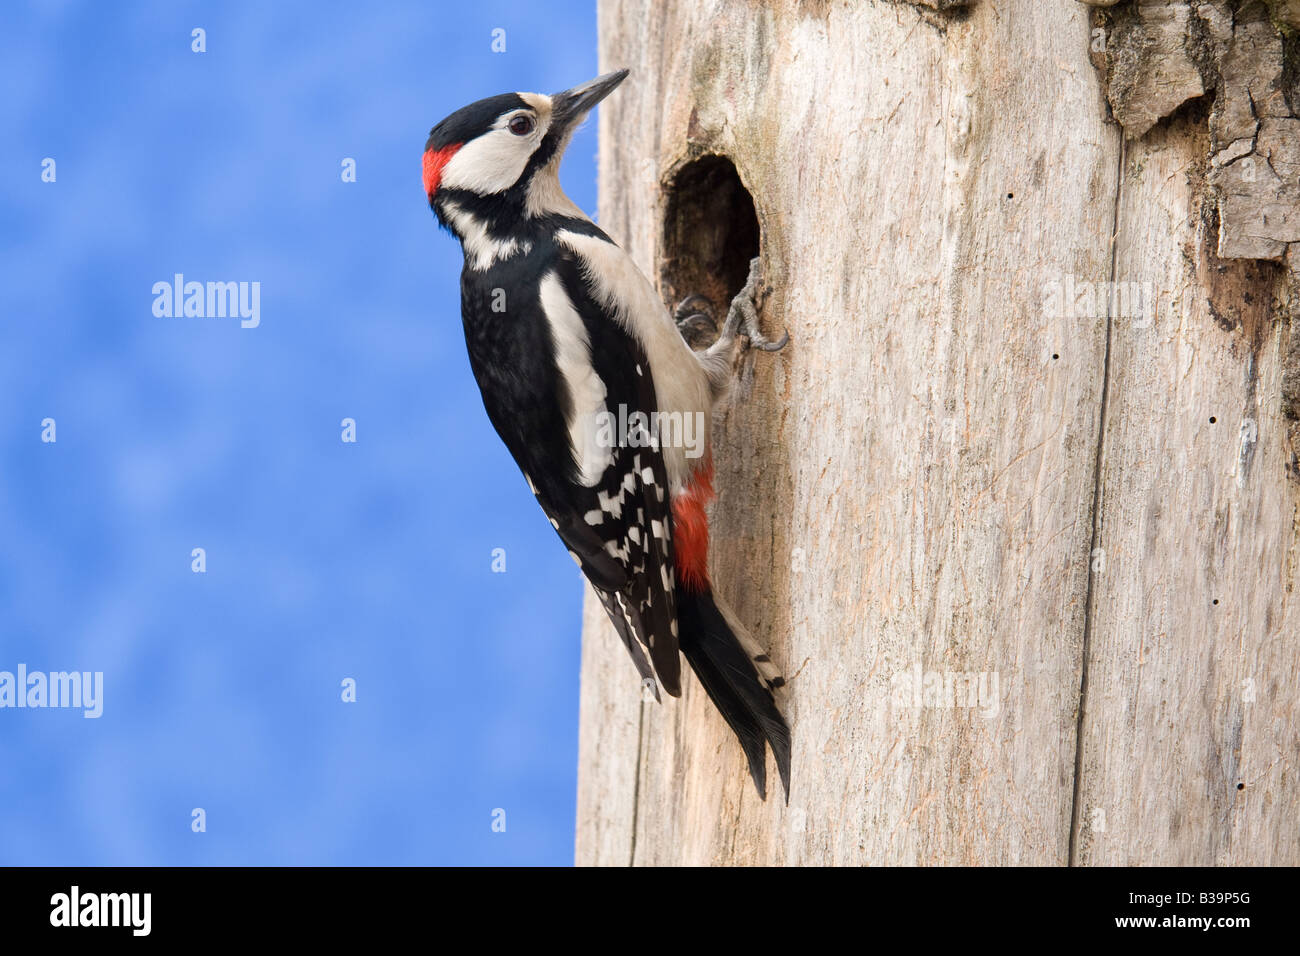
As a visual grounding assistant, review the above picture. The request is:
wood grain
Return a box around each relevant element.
[575,0,1300,865]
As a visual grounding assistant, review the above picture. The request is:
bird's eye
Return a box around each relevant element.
[508,114,534,136]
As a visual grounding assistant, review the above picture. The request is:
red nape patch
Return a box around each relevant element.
[672,456,715,593]
[422,143,461,198]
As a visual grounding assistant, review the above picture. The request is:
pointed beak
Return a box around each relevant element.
[551,69,629,132]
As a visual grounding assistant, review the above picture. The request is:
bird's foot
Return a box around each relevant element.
[700,257,789,395]
[711,257,790,357]
[682,258,789,399]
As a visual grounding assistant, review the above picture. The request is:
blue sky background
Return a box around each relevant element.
[0,0,601,865]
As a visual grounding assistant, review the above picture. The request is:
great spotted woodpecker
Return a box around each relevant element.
[422,70,791,800]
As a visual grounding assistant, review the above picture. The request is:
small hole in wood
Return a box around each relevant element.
[1209,416,1217,424]
[1237,782,1245,791]
[661,155,761,349]
[1052,353,1059,360]
[1212,599,1219,606]
[1006,192,1014,199]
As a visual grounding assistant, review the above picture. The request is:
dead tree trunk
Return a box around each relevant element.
[576,0,1300,866]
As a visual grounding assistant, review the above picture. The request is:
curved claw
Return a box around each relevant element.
[751,328,790,352]
[678,313,718,342]
[674,293,714,323]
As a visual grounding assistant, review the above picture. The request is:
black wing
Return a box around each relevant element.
[459,237,682,697]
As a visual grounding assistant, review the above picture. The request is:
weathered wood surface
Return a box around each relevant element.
[1072,111,1300,865]
[576,0,1300,865]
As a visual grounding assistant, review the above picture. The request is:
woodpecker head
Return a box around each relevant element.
[423,69,628,235]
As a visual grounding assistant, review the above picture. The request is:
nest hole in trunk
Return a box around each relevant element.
[660,155,761,349]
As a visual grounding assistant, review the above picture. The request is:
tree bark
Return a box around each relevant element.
[576,0,1300,866]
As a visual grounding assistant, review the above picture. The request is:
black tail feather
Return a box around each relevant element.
[677,586,791,802]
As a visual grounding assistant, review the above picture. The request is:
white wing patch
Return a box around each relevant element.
[555,229,711,491]
[538,271,611,486]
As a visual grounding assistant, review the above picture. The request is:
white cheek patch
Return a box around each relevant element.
[439,127,532,194]
[439,96,553,196]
